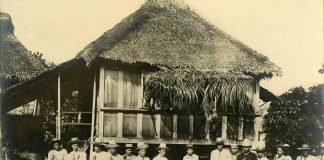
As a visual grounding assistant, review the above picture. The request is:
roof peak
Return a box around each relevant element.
[144,0,189,9]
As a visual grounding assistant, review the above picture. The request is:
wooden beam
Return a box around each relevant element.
[89,73,97,160]
[155,114,161,138]
[221,116,227,140]
[173,114,178,139]
[238,117,244,141]
[56,73,61,139]
[117,113,123,137]
[137,113,143,138]
[117,71,123,108]
[189,115,194,139]
[98,67,105,138]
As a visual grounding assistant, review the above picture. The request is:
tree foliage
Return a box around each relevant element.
[263,84,323,157]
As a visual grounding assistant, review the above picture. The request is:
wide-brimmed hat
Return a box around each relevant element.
[67,137,83,146]
[135,142,149,152]
[92,138,106,148]
[297,144,312,150]
[241,139,252,147]
[282,144,290,148]
[186,144,195,149]
[215,137,224,144]
[156,143,169,150]
[125,144,134,149]
[51,138,62,145]
[106,140,120,148]
[256,147,265,153]
[230,144,238,149]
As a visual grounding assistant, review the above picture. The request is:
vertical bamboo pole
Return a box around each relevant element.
[98,67,105,139]
[238,117,244,141]
[189,115,194,139]
[56,73,61,139]
[221,116,227,140]
[89,73,97,160]
[172,114,177,139]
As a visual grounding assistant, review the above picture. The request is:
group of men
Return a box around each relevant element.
[47,137,198,160]
[48,137,323,160]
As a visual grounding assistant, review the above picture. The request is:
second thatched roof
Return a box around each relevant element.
[77,0,281,79]
[0,12,47,81]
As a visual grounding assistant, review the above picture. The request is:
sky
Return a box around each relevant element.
[1,0,323,95]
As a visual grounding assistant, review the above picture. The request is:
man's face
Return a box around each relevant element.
[53,143,61,151]
[138,149,146,157]
[72,144,79,151]
[159,149,166,157]
[216,144,223,151]
[187,148,194,156]
[277,148,284,156]
[110,148,117,155]
[257,152,264,158]
[231,148,238,154]
[242,146,250,153]
[125,149,132,155]
[302,150,309,156]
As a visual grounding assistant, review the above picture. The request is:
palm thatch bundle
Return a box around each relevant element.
[0,12,46,81]
[76,0,281,117]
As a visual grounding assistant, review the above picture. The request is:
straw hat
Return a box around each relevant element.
[156,143,169,150]
[67,137,83,146]
[215,137,224,144]
[282,144,290,148]
[230,143,239,149]
[297,144,312,150]
[92,138,106,148]
[135,142,149,152]
[186,144,195,149]
[241,139,252,147]
[256,147,265,153]
[106,140,120,148]
[125,144,134,149]
[51,138,62,145]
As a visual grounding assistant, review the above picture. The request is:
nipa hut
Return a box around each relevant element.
[0,12,47,90]
[1,0,281,159]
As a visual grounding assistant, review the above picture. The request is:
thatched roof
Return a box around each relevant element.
[77,0,282,79]
[0,12,47,81]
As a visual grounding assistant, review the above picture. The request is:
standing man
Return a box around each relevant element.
[256,147,268,160]
[123,144,136,160]
[134,142,150,160]
[92,140,109,160]
[210,137,232,160]
[66,137,87,160]
[236,139,257,160]
[48,138,67,160]
[153,143,169,160]
[296,144,316,160]
[107,140,123,160]
[183,144,198,160]
[230,143,240,160]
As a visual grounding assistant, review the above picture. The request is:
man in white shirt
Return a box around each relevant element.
[183,144,198,160]
[66,137,87,160]
[48,138,67,160]
[210,137,232,160]
[153,143,169,160]
[134,142,150,160]
[92,140,109,160]
[296,144,316,160]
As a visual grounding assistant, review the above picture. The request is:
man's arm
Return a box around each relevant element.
[48,150,54,160]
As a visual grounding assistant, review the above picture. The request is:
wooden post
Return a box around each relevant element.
[56,73,61,139]
[221,116,227,140]
[189,115,194,139]
[173,114,178,139]
[155,114,161,138]
[253,81,260,143]
[238,117,244,140]
[98,67,105,138]
[89,73,97,160]
[137,113,143,138]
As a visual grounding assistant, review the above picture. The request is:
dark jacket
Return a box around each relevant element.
[237,152,257,160]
